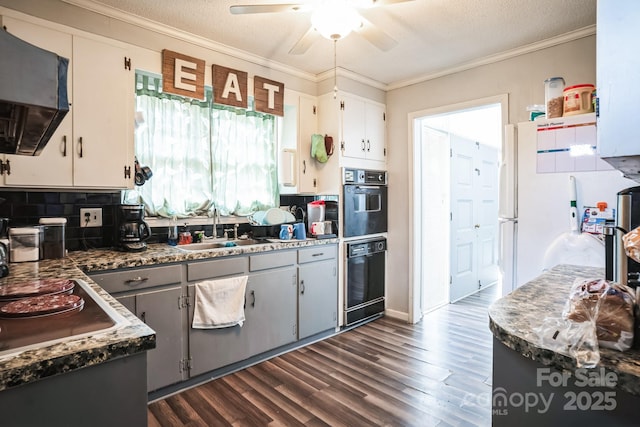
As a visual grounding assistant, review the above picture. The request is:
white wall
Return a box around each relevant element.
[386,35,597,317]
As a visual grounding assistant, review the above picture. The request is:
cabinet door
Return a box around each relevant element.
[72,36,133,188]
[298,94,318,193]
[341,94,367,159]
[597,1,640,159]
[136,286,185,392]
[299,259,338,339]
[365,101,386,162]
[245,267,298,357]
[0,17,74,187]
[187,283,249,377]
[116,294,136,315]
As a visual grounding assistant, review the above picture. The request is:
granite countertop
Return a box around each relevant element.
[489,264,640,396]
[0,238,337,392]
[70,238,339,273]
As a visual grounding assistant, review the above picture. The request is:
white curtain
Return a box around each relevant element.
[125,73,278,218]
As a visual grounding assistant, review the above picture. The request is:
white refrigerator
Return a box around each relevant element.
[499,113,637,295]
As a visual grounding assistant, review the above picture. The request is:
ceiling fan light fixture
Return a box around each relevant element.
[311,1,362,40]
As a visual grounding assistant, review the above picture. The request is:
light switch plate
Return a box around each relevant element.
[80,208,102,227]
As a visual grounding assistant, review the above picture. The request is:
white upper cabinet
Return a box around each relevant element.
[341,93,386,163]
[596,0,640,181]
[0,16,134,189]
[279,91,319,194]
[318,91,386,170]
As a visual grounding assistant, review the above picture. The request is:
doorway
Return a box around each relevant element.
[408,95,508,323]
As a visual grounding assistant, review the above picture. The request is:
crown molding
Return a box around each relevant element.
[387,25,597,91]
[60,0,321,82]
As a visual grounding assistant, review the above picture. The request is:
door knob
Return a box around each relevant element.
[474,224,480,229]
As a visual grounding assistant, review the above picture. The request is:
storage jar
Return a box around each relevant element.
[544,77,565,118]
[39,217,67,259]
[9,227,41,262]
[563,84,595,116]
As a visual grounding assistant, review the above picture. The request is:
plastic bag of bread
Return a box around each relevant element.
[623,226,640,263]
[563,278,635,351]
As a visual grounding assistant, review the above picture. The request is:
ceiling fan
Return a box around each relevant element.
[230,0,414,55]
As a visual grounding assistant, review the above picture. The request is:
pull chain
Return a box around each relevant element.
[333,39,338,99]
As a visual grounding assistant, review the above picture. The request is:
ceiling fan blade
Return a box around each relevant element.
[230,3,310,15]
[289,26,322,55]
[355,0,415,8]
[355,17,398,51]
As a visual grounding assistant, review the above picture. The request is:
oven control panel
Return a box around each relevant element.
[343,168,387,185]
[347,238,387,257]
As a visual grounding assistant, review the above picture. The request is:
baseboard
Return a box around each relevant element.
[384,308,408,322]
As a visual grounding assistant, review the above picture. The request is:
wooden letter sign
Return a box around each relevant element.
[162,49,205,100]
[213,65,248,109]
[254,76,284,117]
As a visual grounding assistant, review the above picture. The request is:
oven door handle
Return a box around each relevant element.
[354,185,384,190]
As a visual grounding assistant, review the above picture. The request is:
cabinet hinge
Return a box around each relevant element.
[124,56,131,71]
[450,148,453,158]
[340,141,345,151]
[313,105,317,115]
[478,280,482,289]
[0,159,10,176]
[313,178,317,188]
[179,357,192,373]
[178,295,190,309]
[383,112,386,121]
[124,165,131,179]
[450,212,452,221]
[450,275,452,284]
[384,147,386,157]
[293,323,297,336]
[340,101,345,110]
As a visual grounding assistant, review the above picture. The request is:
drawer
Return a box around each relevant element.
[298,245,337,264]
[249,250,296,272]
[187,256,248,282]
[90,264,182,294]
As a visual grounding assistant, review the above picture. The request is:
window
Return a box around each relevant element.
[124,72,279,218]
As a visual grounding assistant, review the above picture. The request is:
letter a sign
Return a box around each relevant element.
[213,65,248,109]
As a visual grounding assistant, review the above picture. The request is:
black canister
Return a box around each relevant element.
[39,217,67,259]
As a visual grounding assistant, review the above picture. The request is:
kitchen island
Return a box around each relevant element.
[0,258,156,427]
[489,264,640,426]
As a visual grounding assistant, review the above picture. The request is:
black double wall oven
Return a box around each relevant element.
[343,168,388,326]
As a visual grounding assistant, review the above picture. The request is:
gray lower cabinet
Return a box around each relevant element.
[298,246,338,339]
[187,257,249,377]
[90,265,186,392]
[245,266,298,357]
[92,245,338,394]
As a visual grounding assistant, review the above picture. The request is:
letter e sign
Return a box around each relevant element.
[213,65,248,109]
[254,76,284,117]
[162,49,205,100]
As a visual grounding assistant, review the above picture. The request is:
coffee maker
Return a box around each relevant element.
[115,204,151,252]
[605,186,640,287]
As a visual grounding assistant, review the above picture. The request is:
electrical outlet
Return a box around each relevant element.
[80,208,103,228]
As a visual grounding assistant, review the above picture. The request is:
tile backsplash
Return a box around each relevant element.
[0,190,121,251]
[0,191,339,252]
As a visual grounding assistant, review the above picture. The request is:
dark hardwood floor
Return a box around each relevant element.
[148,285,500,427]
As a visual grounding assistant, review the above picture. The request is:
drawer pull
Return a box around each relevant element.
[125,276,149,284]
[312,252,324,257]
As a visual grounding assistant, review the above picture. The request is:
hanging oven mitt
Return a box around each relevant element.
[311,133,328,163]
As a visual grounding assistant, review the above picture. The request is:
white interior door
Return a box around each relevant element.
[450,136,477,302]
[450,136,499,302]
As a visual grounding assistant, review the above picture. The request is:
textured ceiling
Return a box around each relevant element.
[67,0,596,86]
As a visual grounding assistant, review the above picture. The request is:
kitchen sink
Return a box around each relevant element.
[176,239,265,251]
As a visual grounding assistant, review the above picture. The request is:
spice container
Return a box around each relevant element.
[544,77,565,119]
[9,227,41,262]
[39,217,67,259]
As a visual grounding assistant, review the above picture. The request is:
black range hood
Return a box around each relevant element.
[0,28,69,156]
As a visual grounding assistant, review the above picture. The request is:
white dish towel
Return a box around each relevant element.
[192,275,248,329]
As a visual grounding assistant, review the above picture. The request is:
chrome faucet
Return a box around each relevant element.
[211,207,221,239]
